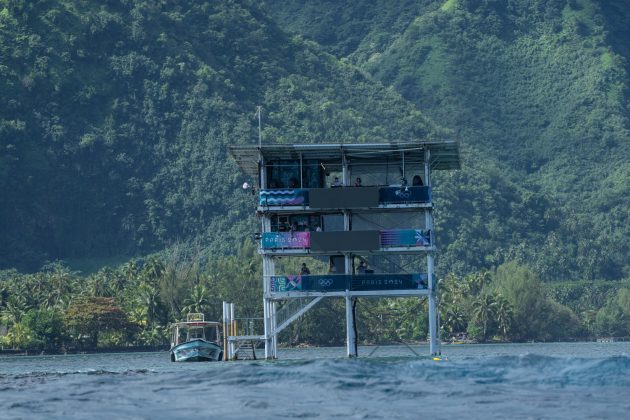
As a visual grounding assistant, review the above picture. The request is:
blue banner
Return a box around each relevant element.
[351,273,428,291]
[270,274,428,292]
[379,186,431,204]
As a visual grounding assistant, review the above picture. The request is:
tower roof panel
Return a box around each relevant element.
[229,141,460,178]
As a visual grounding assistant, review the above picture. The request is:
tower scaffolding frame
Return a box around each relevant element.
[230,141,459,358]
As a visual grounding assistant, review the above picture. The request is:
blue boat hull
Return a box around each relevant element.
[170,339,223,362]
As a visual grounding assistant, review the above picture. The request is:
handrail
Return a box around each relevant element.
[273,296,324,335]
[231,317,264,337]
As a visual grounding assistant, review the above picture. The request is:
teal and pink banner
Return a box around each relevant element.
[259,186,432,207]
[261,232,310,249]
[262,230,430,249]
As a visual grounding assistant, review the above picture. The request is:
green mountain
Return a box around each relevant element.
[2,0,629,349]
[1,0,628,282]
[266,0,630,280]
[0,0,441,270]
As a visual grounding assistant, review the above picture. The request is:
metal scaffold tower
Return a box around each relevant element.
[229,141,460,358]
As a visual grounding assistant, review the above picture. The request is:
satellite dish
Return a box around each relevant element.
[242,182,250,190]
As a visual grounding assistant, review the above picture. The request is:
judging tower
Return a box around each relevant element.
[229,141,460,358]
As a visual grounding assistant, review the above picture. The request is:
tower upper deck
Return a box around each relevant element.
[230,141,460,179]
[229,141,460,213]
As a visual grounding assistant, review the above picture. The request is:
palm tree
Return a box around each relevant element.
[138,325,167,346]
[109,269,128,295]
[442,304,467,336]
[0,284,9,310]
[128,306,148,328]
[1,295,27,325]
[122,261,139,283]
[182,284,211,316]
[581,309,598,337]
[141,257,166,287]
[28,273,50,307]
[494,294,513,339]
[86,273,108,298]
[2,322,34,349]
[465,271,490,296]
[137,283,160,328]
[472,293,497,341]
[47,263,77,307]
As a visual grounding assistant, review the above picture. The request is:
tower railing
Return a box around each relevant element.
[258,186,432,208]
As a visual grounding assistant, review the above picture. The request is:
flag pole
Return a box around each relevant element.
[256,106,262,150]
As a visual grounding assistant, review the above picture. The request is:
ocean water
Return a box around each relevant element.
[1,342,629,419]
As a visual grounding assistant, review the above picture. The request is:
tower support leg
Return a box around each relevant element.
[263,297,273,359]
[428,292,438,355]
[427,254,439,356]
[346,292,357,357]
[272,301,278,358]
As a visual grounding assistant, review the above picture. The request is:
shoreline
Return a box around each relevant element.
[3,338,628,358]
[0,344,169,357]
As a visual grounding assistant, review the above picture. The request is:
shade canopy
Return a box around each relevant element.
[229,141,460,179]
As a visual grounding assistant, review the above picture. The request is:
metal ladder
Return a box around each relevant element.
[234,340,260,360]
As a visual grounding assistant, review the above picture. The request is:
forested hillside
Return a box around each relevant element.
[267,0,630,281]
[0,0,441,271]
[2,0,627,280]
[1,0,629,350]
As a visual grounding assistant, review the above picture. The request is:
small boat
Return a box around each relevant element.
[170,313,223,362]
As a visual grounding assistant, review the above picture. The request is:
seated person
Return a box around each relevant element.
[331,176,342,187]
[412,175,424,186]
[354,177,362,187]
[357,260,367,274]
[300,263,311,275]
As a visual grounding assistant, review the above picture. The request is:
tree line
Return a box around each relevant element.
[2,247,628,351]
[0,241,262,351]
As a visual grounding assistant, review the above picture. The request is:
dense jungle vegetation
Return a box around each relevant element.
[2,252,629,350]
[1,0,629,349]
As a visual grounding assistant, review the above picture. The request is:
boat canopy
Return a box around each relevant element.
[170,313,221,329]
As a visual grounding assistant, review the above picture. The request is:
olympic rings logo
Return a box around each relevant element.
[319,278,334,287]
